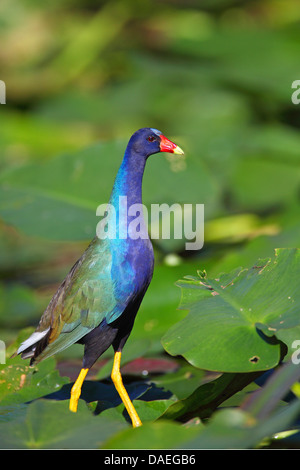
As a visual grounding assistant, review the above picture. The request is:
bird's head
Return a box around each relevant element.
[129,128,184,158]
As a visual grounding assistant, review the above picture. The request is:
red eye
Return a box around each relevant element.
[147,136,155,142]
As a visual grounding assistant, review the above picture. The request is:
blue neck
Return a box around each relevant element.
[110,147,146,206]
[108,146,148,241]
[107,144,154,301]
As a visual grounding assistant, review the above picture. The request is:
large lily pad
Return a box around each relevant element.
[162,249,300,372]
[0,400,128,449]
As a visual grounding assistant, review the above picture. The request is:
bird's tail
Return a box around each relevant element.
[13,328,50,363]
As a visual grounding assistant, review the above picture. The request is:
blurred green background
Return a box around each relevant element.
[1,0,300,375]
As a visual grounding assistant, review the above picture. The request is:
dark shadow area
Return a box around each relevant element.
[40,378,173,417]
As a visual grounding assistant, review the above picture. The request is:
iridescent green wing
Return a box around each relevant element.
[34,237,124,362]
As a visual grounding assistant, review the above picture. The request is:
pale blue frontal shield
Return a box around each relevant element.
[150,128,162,136]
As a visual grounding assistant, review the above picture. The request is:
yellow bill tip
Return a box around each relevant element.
[173,145,184,155]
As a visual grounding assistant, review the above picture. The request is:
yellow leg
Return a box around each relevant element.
[69,367,89,413]
[111,351,142,428]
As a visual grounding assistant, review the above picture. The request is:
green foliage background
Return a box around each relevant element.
[1,0,300,449]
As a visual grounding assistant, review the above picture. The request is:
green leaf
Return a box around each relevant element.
[150,364,207,401]
[162,249,300,372]
[0,357,69,406]
[0,400,128,449]
[102,420,201,450]
[160,372,261,422]
[129,398,177,423]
